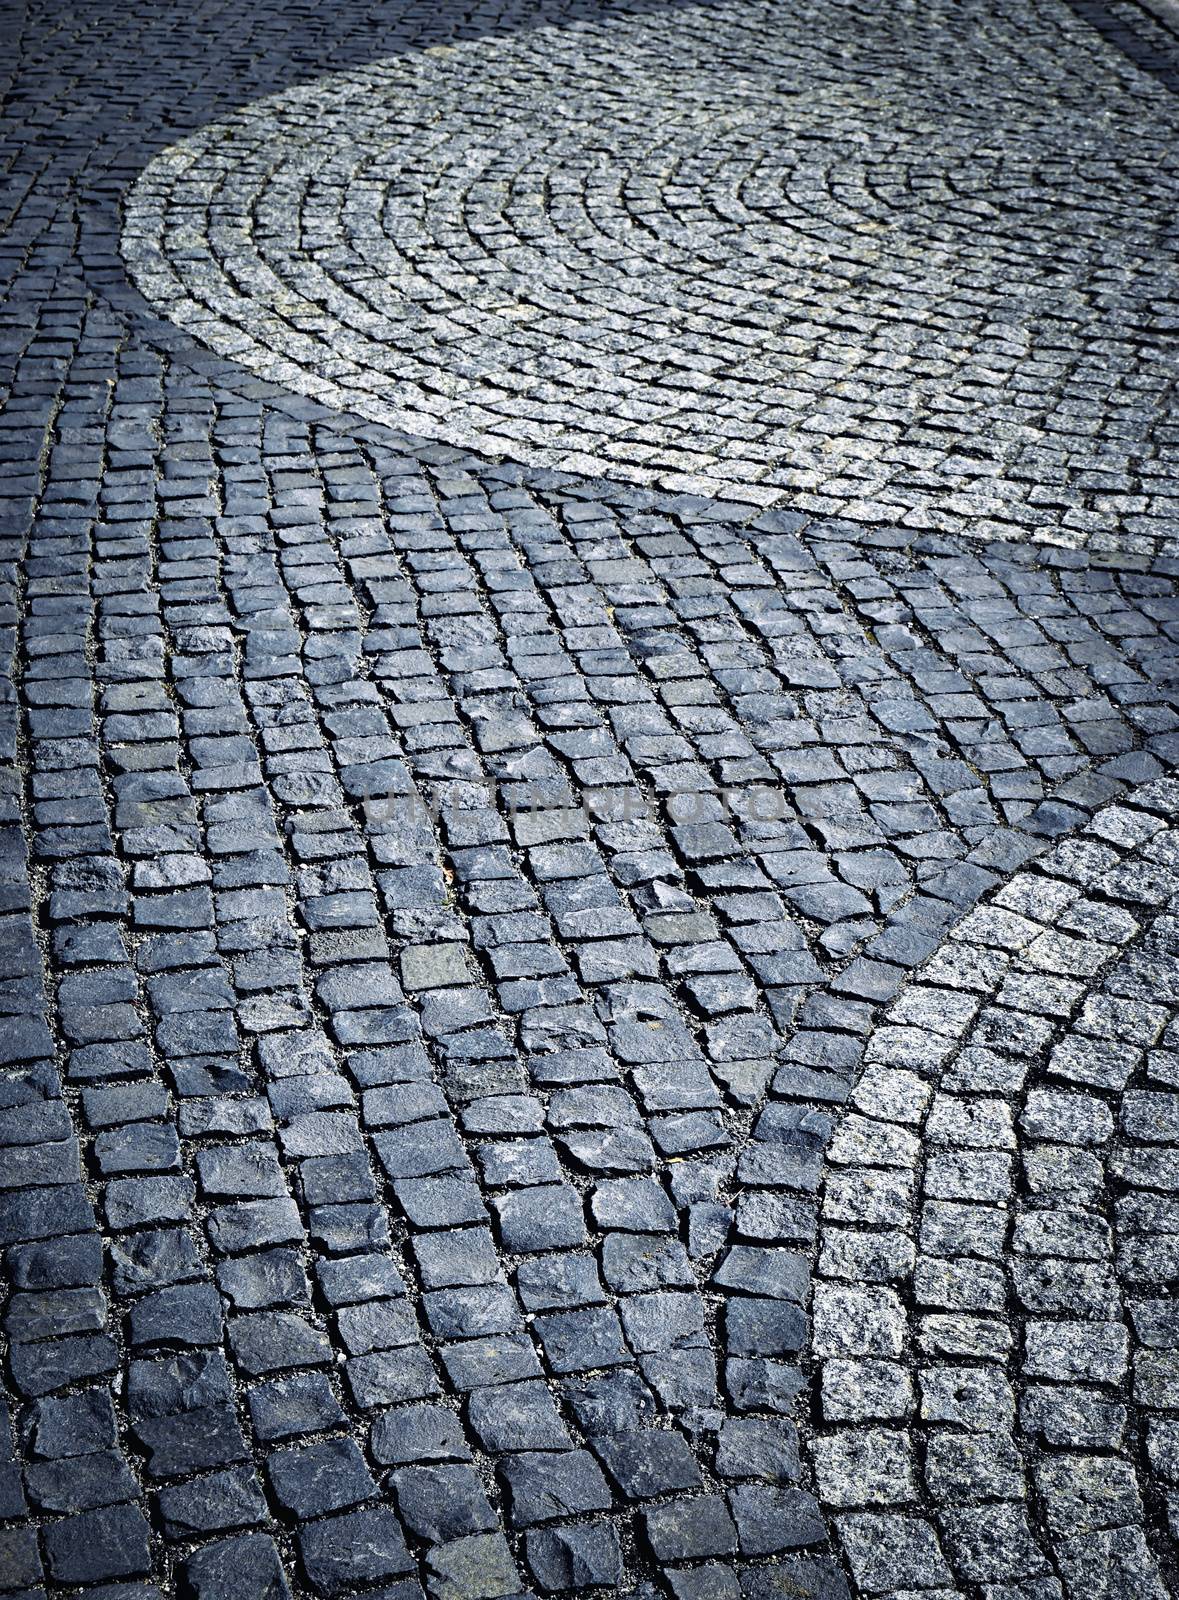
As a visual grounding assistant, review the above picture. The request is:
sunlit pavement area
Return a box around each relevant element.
[2,0,1179,1593]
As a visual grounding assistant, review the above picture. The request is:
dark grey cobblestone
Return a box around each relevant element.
[0,0,1178,1595]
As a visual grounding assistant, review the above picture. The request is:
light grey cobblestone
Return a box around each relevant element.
[0,0,1177,1593]
[815,785,1179,1596]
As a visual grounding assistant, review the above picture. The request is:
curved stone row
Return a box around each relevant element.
[3,344,1177,1596]
[812,784,1179,1595]
[122,0,1179,549]
[0,0,1177,1593]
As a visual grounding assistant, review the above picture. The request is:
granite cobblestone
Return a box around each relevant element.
[0,0,1178,1593]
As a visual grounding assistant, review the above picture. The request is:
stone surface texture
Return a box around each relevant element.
[0,0,1177,1595]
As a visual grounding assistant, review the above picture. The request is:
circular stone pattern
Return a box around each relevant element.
[813,791,1179,1596]
[122,0,1179,542]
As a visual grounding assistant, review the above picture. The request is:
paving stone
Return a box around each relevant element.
[392,1465,498,1543]
[3,2,1179,1592]
[23,1389,118,1458]
[524,1524,624,1591]
[134,1406,248,1478]
[643,1494,739,1561]
[297,1507,416,1595]
[836,1514,952,1593]
[247,1373,346,1443]
[42,1504,152,1585]
[423,1532,520,1600]
[492,1186,587,1252]
[0,1527,42,1591]
[25,1448,139,1513]
[500,1450,613,1526]
[180,1533,293,1600]
[266,1438,378,1517]
[371,1402,473,1466]
[156,1465,270,1540]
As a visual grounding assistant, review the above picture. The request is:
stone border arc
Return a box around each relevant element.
[120,0,1179,554]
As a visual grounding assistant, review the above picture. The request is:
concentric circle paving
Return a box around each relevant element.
[813,789,1179,1594]
[122,0,1179,547]
[0,0,1178,1595]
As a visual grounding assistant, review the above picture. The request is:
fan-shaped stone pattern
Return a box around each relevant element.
[812,784,1179,1596]
[2,0,1179,1594]
[122,0,1179,552]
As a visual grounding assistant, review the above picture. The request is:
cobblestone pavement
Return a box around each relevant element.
[121,0,1179,546]
[2,0,1179,1595]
